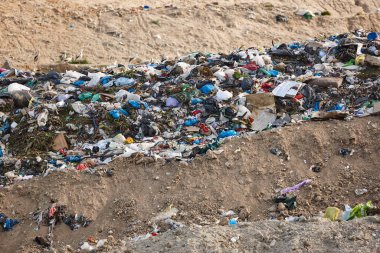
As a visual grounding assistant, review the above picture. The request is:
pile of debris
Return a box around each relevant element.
[32,203,91,247]
[0,30,379,186]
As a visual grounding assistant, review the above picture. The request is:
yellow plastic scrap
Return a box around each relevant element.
[125,137,134,144]
[323,207,341,221]
[28,97,35,108]
[355,55,365,65]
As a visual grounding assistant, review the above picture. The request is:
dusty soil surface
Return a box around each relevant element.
[124,218,380,253]
[1,0,380,252]
[0,116,379,252]
[1,0,380,68]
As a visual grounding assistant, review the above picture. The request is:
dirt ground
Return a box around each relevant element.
[0,116,379,252]
[124,218,380,253]
[1,0,379,68]
[1,0,380,252]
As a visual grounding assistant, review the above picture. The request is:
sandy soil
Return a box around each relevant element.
[1,0,380,252]
[1,0,379,68]
[0,116,379,252]
[124,218,380,253]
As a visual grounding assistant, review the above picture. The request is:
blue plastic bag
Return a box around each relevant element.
[200,84,214,94]
[218,130,237,138]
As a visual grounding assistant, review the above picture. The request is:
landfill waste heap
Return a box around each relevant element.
[0,30,379,187]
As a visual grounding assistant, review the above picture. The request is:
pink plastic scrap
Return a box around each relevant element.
[280,179,312,195]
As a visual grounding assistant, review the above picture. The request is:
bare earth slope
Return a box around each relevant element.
[0,116,379,252]
[1,0,380,68]
[1,1,380,252]
[125,218,380,253]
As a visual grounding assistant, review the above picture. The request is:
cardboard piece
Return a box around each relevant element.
[365,55,380,67]
[52,133,69,151]
[251,110,277,131]
[311,111,348,120]
[184,126,200,132]
[306,77,343,88]
[245,93,276,118]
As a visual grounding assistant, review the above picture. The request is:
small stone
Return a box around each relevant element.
[238,207,250,221]
[366,216,380,223]
[2,60,11,69]
[277,203,286,211]
[108,230,113,235]
[268,205,277,212]
[355,188,368,196]
[66,245,74,252]
[206,150,217,159]
[230,236,239,243]
[107,235,115,243]
[179,161,189,167]
[219,217,229,226]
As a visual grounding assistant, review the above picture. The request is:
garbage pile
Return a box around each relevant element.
[324,201,376,221]
[0,30,379,186]
[32,203,91,247]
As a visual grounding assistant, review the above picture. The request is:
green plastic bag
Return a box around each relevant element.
[91,94,101,102]
[348,201,372,220]
[78,92,93,101]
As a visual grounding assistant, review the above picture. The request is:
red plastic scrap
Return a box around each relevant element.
[76,163,88,171]
[242,62,259,71]
[192,110,202,116]
[261,83,272,92]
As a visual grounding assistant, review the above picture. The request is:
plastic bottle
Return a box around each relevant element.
[341,205,352,221]
[368,46,379,56]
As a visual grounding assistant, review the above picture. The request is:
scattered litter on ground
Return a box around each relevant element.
[1,30,379,187]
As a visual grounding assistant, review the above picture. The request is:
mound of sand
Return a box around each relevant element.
[1,0,379,68]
